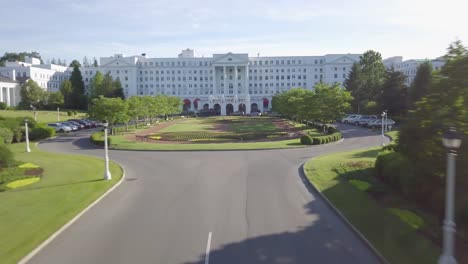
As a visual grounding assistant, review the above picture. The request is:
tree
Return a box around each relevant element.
[100,72,115,97]
[57,58,62,66]
[344,63,364,113]
[113,79,125,99]
[379,68,408,116]
[69,60,82,68]
[19,80,44,109]
[310,83,352,124]
[69,66,86,109]
[51,58,57,64]
[127,96,146,128]
[60,80,73,108]
[395,40,468,225]
[88,96,129,127]
[89,71,103,99]
[444,40,468,62]
[93,57,98,67]
[44,91,64,110]
[409,62,433,106]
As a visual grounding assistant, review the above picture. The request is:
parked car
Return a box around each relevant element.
[69,119,90,128]
[366,119,396,129]
[67,120,84,129]
[341,114,362,124]
[82,119,98,128]
[61,121,79,131]
[47,123,72,133]
[356,115,378,126]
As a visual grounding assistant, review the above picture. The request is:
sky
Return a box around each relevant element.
[1,0,467,63]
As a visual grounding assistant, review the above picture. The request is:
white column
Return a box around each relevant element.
[212,66,216,95]
[234,65,238,94]
[0,87,3,103]
[223,66,227,95]
[6,87,10,107]
[245,65,249,94]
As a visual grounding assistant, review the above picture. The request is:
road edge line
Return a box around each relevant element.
[18,163,126,264]
[299,163,389,264]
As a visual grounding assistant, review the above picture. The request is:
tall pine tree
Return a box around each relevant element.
[409,62,432,106]
[69,66,86,109]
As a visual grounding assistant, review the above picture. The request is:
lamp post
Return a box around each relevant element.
[381,111,386,146]
[57,107,60,121]
[103,120,112,180]
[384,110,388,132]
[439,127,462,264]
[24,119,31,153]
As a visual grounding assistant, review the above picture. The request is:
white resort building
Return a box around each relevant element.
[80,49,362,115]
[0,50,446,112]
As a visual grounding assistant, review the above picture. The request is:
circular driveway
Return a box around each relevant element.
[29,124,387,264]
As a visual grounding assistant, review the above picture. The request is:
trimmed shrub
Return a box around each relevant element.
[13,127,23,142]
[30,125,56,141]
[0,127,13,144]
[375,150,416,195]
[0,102,7,110]
[67,111,73,116]
[312,137,320,145]
[328,126,338,134]
[73,110,78,116]
[300,135,313,145]
[90,131,112,146]
[0,144,15,168]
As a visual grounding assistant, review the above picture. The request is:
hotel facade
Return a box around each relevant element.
[0,50,445,113]
[80,49,361,114]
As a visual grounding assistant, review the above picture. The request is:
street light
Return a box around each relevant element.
[103,120,112,180]
[381,111,386,146]
[384,110,388,132]
[57,107,60,121]
[439,127,462,264]
[24,119,31,153]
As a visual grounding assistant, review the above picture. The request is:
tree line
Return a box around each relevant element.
[377,40,468,233]
[271,83,352,125]
[88,95,182,129]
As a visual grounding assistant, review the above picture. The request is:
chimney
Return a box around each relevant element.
[11,69,16,81]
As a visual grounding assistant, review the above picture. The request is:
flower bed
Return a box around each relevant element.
[144,131,289,143]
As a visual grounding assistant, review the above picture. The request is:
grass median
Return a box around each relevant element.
[0,110,86,124]
[303,146,439,264]
[0,143,123,264]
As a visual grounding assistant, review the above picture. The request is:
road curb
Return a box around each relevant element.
[18,163,126,264]
[299,163,389,264]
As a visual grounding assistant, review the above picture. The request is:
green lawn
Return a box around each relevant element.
[0,143,123,264]
[303,147,439,264]
[0,110,86,124]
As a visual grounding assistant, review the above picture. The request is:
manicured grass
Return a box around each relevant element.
[0,143,123,264]
[0,110,86,124]
[303,148,439,264]
[385,130,399,141]
[160,119,214,132]
[111,135,304,150]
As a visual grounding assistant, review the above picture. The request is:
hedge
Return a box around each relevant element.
[309,132,342,145]
[300,135,313,145]
[0,144,15,168]
[29,125,56,141]
[0,127,13,144]
[90,131,111,146]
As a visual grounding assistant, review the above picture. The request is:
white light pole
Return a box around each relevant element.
[24,119,31,153]
[384,110,388,132]
[103,120,112,180]
[439,127,462,264]
[381,111,386,146]
[57,107,60,121]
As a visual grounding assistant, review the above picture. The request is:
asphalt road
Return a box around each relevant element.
[28,124,388,264]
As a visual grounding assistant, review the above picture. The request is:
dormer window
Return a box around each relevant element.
[228,58,232,61]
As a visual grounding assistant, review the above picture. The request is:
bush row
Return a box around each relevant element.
[90,131,112,146]
[29,125,56,141]
[305,121,338,134]
[300,132,342,145]
[147,131,288,142]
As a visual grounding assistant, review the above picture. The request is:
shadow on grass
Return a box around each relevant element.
[350,149,380,159]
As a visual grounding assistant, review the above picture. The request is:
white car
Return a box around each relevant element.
[47,123,72,133]
[341,114,362,124]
